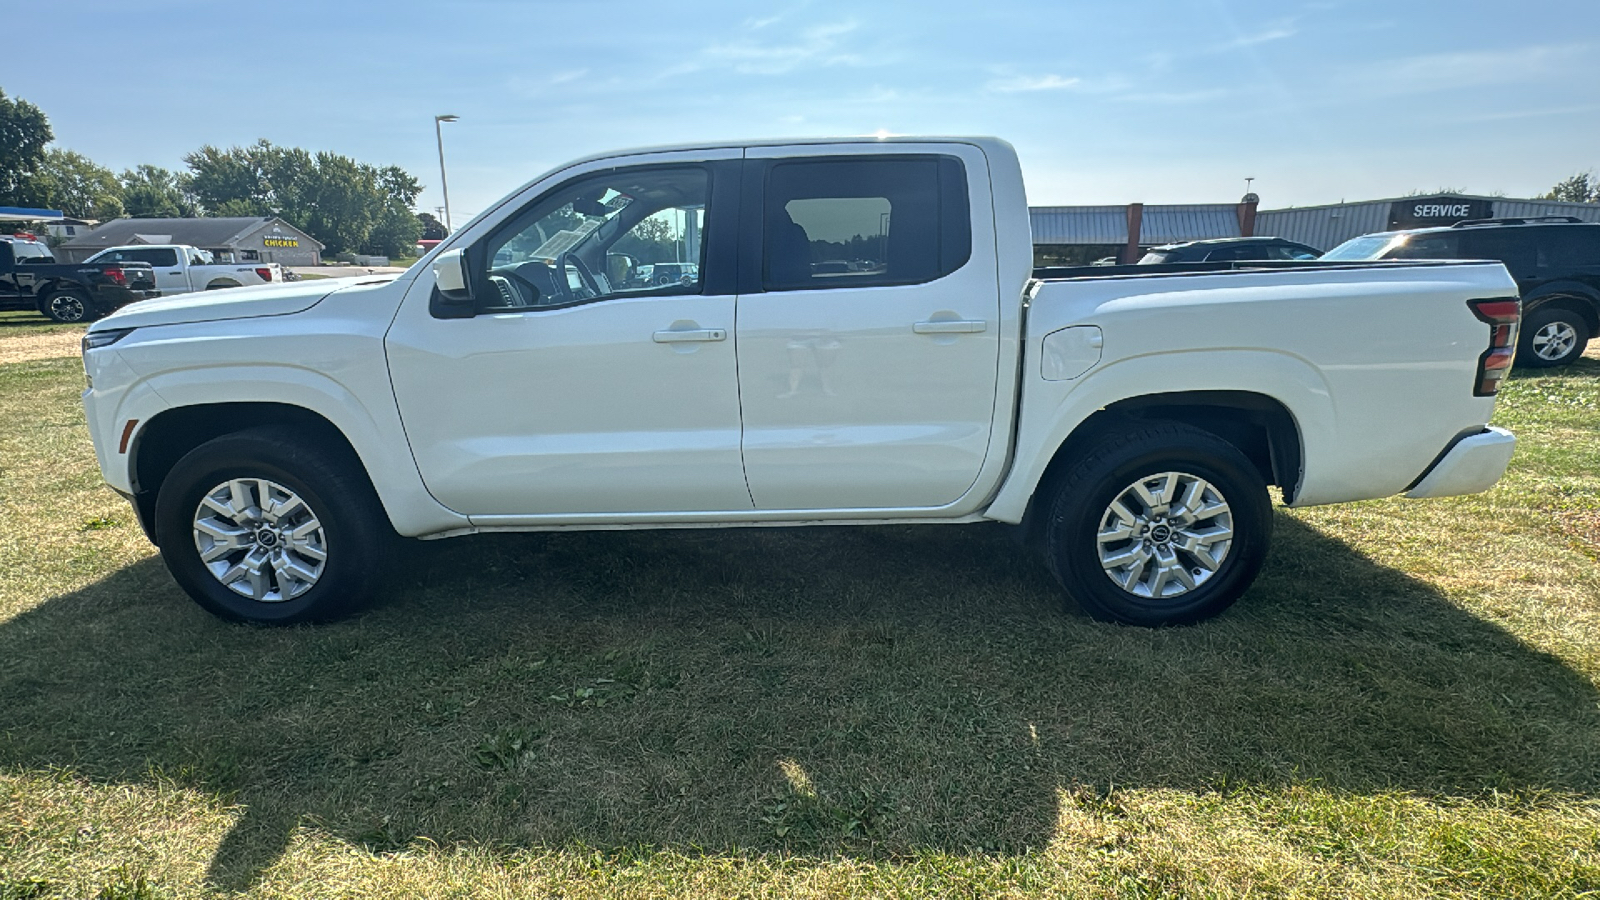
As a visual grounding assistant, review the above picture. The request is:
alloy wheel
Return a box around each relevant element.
[1531,321,1578,361]
[1096,471,1234,599]
[192,478,328,602]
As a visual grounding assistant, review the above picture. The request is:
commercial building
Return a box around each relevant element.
[57,216,324,266]
[1031,193,1600,263]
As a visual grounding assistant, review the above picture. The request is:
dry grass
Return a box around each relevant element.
[1,350,1598,898]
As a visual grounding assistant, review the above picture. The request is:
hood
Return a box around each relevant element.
[90,275,400,330]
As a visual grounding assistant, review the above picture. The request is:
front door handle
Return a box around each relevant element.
[913,319,988,334]
[653,327,727,343]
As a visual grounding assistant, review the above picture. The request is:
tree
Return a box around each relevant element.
[417,212,449,240]
[1542,172,1599,204]
[184,140,427,255]
[120,164,197,218]
[18,148,124,220]
[0,89,53,207]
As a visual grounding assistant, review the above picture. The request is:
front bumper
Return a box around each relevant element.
[1405,426,1516,499]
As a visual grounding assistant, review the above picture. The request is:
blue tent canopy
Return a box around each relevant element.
[0,206,64,222]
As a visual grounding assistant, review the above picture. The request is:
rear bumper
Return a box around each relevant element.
[1404,426,1516,499]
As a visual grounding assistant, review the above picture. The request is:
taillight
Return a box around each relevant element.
[103,267,126,285]
[255,267,274,281]
[1469,298,1520,397]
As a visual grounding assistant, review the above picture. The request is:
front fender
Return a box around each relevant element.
[100,319,468,538]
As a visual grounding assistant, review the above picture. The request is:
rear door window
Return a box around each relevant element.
[1460,230,1537,271]
[761,156,970,291]
[1387,234,1460,259]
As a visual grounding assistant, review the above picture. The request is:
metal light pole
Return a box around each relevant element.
[434,114,459,231]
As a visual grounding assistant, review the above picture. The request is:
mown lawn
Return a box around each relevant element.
[1,344,1597,898]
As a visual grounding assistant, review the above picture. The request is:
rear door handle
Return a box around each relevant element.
[913,319,988,334]
[653,328,727,343]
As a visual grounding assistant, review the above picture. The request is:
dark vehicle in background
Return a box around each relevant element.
[633,261,699,286]
[1138,237,1322,264]
[1323,218,1600,367]
[0,236,160,323]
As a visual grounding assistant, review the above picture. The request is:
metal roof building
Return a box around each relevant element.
[1255,195,1600,252]
[57,216,324,265]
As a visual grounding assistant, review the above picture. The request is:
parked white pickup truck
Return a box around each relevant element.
[84,244,282,295]
[80,137,1521,627]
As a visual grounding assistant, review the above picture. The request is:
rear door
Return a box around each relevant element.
[734,144,1001,511]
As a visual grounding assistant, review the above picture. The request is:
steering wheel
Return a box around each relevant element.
[556,251,601,301]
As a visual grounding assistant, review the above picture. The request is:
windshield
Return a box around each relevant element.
[1321,234,1402,261]
[1137,249,1174,264]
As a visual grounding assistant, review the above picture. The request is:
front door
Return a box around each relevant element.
[734,149,1001,511]
[386,159,752,517]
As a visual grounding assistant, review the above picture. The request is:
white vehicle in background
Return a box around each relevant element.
[84,244,282,296]
[81,136,1521,628]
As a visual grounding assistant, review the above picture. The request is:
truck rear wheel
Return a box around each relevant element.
[152,428,390,624]
[1041,423,1271,626]
[1519,305,1590,367]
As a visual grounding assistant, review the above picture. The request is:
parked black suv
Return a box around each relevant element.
[0,236,160,322]
[1138,237,1322,264]
[1323,218,1600,367]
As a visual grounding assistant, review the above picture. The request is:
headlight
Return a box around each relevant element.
[82,328,134,353]
[82,328,134,389]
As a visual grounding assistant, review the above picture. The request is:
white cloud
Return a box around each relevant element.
[696,20,870,76]
[986,73,1082,93]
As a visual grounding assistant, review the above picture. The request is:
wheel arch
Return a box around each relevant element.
[205,279,242,290]
[1523,283,1600,334]
[1014,390,1303,546]
[130,402,383,545]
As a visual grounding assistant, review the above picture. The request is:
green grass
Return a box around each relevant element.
[0,309,79,338]
[1,347,1598,898]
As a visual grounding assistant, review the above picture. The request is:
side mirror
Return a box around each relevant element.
[606,252,636,285]
[430,248,475,319]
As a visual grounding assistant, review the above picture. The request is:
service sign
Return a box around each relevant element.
[1387,197,1492,229]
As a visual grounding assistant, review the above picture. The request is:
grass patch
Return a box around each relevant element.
[0,351,1598,897]
[0,310,78,339]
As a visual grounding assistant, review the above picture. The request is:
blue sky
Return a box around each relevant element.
[8,0,1600,222]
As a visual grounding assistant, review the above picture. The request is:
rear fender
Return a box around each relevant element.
[985,349,1332,522]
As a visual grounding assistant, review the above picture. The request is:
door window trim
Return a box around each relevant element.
[739,154,972,295]
[445,160,740,318]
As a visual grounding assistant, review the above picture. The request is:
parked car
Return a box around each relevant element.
[1138,237,1322,264]
[1322,218,1600,366]
[0,236,159,322]
[82,136,1518,628]
[84,244,282,296]
[634,262,699,286]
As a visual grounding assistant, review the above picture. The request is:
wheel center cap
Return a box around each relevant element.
[256,529,279,547]
[1149,524,1173,543]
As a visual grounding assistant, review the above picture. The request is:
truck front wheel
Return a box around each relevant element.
[1042,423,1272,626]
[152,428,390,624]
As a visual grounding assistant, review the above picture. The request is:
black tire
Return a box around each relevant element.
[1041,422,1272,626]
[1518,305,1590,368]
[40,289,95,323]
[153,428,391,624]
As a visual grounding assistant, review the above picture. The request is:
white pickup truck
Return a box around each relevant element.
[80,137,1521,627]
[84,244,283,296]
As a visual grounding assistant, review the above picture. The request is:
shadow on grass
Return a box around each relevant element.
[1,515,1596,889]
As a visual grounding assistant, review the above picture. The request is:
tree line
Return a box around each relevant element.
[0,88,445,258]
